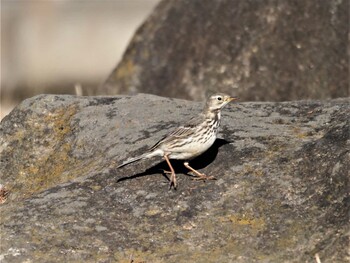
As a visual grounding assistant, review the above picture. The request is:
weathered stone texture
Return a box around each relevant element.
[0,94,349,262]
[101,0,349,101]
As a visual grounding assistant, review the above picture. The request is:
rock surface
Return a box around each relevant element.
[101,0,349,101]
[0,94,349,262]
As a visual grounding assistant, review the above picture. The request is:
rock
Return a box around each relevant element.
[100,0,349,101]
[0,94,349,262]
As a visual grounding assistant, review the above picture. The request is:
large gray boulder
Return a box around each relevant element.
[0,94,349,262]
[101,0,348,101]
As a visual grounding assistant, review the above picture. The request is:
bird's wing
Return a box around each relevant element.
[148,115,202,152]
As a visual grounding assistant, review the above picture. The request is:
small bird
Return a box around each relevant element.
[118,93,238,189]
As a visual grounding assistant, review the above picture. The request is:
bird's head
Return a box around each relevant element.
[205,93,238,112]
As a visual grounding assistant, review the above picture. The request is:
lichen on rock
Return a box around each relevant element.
[0,94,348,262]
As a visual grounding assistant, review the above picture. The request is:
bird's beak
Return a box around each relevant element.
[226,97,239,102]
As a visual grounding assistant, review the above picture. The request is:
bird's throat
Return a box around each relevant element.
[207,109,221,122]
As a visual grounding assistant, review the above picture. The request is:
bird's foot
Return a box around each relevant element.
[183,162,216,182]
[169,172,177,190]
[161,170,177,189]
[162,170,177,189]
[191,173,217,181]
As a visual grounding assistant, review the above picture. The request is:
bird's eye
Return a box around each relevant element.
[217,97,222,101]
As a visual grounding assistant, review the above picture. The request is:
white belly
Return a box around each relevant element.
[167,131,217,160]
[161,116,220,160]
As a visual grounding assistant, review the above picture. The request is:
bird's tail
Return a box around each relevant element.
[117,155,144,168]
[117,152,151,169]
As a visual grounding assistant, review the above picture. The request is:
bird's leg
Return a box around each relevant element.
[184,162,216,181]
[163,154,177,189]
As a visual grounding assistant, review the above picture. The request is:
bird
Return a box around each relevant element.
[117,93,238,189]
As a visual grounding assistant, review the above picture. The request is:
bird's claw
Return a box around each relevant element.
[169,181,177,190]
[191,174,217,181]
[167,173,177,190]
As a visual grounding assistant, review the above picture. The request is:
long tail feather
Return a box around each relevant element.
[117,154,145,168]
[117,149,162,169]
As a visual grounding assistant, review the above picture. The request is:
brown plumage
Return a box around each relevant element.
[118,93,238,189]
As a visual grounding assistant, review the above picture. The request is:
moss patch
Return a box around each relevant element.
[3,104,97,201]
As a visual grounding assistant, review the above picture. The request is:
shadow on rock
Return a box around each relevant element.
[116,138,230,183]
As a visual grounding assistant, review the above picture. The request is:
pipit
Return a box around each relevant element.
[118,93,238,189]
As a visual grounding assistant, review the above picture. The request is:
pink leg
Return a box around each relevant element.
[184,162,216,181]
[164,154,177,189]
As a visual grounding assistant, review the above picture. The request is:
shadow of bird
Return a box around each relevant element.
[116,138,231,184]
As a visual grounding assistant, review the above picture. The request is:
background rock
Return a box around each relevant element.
[0,94,349,262]
[1,0,160,120]
[101,0,349,101]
